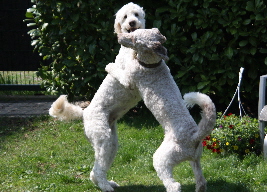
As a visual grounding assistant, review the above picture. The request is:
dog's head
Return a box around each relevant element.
[114,2,145,34]
[118,28,169,61]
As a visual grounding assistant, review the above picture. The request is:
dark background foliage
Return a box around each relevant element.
[26,0,267,115]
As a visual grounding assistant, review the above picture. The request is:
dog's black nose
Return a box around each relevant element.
[129,21,136,27]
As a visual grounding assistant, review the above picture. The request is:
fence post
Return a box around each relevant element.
[258,75,267,153]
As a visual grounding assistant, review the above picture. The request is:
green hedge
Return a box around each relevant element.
[26,0,267,112]
[26,0,121,100]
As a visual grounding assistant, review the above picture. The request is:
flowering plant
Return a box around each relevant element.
[203,112,261,157]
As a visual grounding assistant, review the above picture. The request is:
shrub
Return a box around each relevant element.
[150,0,267,112]
[25,0,120,100]
[26,0,267,110]
[203,112,261,157]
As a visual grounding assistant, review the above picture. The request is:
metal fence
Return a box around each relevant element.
[0,0,45,91]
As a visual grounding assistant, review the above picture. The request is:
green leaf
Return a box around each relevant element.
[25,12,33,18]
[259,49,267,53]
[256,14,264,20]
[249,37,258,46]
[41,23,48,30]
[246,1,255,11]
[192,54,199,62]
[153,20,162,28]
[191,32,197,41]
[210,54,220,60]
[239,40,248,47]
[197,81,209,89]
[155,7,170,14]
[265,57,267,65]
[242,19,251,25]
[225,47,233,59]
[70,14,79,22]
[250,47,257,55]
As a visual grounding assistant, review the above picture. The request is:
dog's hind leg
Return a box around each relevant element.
[189,143,207,192]
[190,159,207,192]
[87,122,119,192]
[153,140,181,192]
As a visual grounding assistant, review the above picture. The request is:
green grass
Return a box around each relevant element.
[0,115,267,192]
[0,71,41,85]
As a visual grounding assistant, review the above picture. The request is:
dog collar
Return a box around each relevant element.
[138,59,162,68]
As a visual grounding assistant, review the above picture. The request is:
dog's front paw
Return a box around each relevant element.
[105,62,116,73]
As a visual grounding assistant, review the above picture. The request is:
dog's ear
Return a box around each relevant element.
[117,33,135,48]
[114,20,122,34]
[151,42,169,61]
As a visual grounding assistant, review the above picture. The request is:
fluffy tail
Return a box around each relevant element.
[49,95,83,121]
[184,92,216,142]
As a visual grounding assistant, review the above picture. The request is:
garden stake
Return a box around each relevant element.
[223,67,246,119]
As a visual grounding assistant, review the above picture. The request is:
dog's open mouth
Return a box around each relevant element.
[127,28,139,33]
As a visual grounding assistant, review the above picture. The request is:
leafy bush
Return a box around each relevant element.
[150,0,267,112]
[26,0,267,110]
[203,112,261,157]
[25,0,121,100]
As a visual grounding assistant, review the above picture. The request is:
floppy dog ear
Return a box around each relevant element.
[117,33,135,48]
[151,42,169,61]
[114,19,122,34]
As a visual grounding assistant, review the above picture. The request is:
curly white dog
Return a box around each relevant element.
[50,3,145,192]
[106,28,216,192]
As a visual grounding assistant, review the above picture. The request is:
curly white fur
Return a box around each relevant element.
[105,29,216,192]
[49,3,145,192]
[114,2,145,34]
[49,95,83,121]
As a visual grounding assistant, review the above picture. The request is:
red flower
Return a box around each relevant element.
[207,145,213,149]
[204,136,211,140]
[249,138,255,144]
[212,148,221,154]
[202,140,207,146]
[228,113,233,116]
[229,125,234,129]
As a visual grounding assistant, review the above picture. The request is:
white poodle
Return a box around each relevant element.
[105,28,216,192]
[50,3,146,192]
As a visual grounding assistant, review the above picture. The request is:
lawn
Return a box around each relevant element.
[0,114,266,192]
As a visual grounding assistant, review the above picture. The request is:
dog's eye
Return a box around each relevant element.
[124,15,127,19]
[135,13,139,17]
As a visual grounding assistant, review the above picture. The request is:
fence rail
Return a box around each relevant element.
[0,0,46,92]
[0,71,45,91]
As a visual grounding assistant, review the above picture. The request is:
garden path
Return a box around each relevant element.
[0,95,56,117]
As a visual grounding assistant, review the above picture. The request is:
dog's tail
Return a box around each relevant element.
[49,95,83,121]
[184,92,216,142]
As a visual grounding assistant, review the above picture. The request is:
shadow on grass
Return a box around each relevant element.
[114,179,251,192]
[115,185,165,192]
[119,102,160,129]
[0,116,50,143]
[207,179,251,192]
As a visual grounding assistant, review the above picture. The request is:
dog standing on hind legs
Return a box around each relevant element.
[105,28,216,192]
[50,3,145,192]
